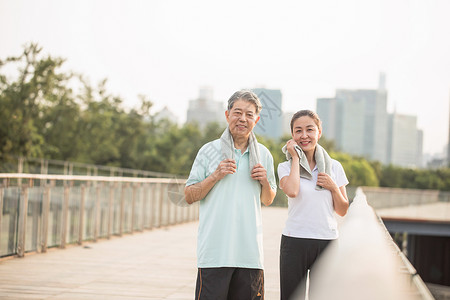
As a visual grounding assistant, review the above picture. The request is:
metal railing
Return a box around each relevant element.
[1,156,176,178]
[296,187,434,300]
[0,173,197,258]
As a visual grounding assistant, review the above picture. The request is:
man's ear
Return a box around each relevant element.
[255,115,260,124]
[225,110,229,122]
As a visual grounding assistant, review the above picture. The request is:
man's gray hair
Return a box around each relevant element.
[227,90,262,115]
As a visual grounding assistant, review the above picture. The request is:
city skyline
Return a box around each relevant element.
[1,0,449,155]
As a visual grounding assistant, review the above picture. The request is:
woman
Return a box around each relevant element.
[278,110,349,300]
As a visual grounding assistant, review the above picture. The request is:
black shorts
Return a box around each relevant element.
[195,267,264,300]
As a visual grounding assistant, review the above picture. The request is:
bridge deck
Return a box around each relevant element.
[0,207,287,300]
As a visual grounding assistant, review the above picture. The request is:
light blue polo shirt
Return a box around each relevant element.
[186,139,276,269]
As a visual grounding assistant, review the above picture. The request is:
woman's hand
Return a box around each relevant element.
[317,172,338,191]
[318,172,349,216]
[286,139,299,158]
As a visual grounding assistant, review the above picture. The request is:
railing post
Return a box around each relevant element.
[173,188,178,225]
[60,184,70,249]
[41,186,51,252]
[107,184,114,239]
[141,185,147,231]
[131,184,136,233]
[158,183,164,228]
[94,184,101,241]
[17,185,29,257]
[78,184,86,245]
[119,183,126,236]
[0,187,4,254]
[167,185,173,226]
[149,183,155,230]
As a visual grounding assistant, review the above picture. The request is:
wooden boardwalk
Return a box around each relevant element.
[0,207,288,300]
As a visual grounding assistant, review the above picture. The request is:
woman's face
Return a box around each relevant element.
[291,116,322,154]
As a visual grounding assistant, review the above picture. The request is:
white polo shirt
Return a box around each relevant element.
[278,159,348,240]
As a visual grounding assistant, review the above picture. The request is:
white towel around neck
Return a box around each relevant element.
[220,127,260,170]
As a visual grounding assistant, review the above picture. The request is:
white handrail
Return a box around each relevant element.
[0,173,187,184]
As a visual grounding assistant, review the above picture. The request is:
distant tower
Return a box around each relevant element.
[378,72,386,91]
[448,91,450,167]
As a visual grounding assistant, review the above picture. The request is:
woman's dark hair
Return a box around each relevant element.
[290,110,322,133]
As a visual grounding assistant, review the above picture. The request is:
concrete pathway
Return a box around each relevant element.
[0,207,288,300]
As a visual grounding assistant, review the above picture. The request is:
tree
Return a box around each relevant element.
[0,43,70,161]
[331,153,379,187]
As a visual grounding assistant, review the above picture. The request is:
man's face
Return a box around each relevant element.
[225,99,260,140]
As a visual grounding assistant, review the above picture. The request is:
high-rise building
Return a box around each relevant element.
[252,88,283,140]
[388,113,421,167]
[316,73,422,167]
[316,98,337,142]
[186,87,226,130]
[317,80,388,163]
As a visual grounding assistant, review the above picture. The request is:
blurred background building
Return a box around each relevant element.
[183,75,433,168]
[317,73,423,168]
[186,87,226,129]
[252,88,283,140]
[154,106,179,124]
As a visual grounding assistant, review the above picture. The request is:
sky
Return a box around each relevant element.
[1,0,449,155]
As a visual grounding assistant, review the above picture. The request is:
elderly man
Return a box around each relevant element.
[185,89,277,300]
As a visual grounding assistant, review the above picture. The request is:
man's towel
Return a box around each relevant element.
[281,143,332,190]
[220,127,260,170]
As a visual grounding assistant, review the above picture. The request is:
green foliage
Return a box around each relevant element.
[331,152,379,187]
[378,164,450,191]
[0,43,67,160]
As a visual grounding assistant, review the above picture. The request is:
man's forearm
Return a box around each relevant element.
[184,173,219,204]
[260,181,276,206]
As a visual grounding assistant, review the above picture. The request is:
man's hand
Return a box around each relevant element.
[251,163,268,185]
[212,159,237,181]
